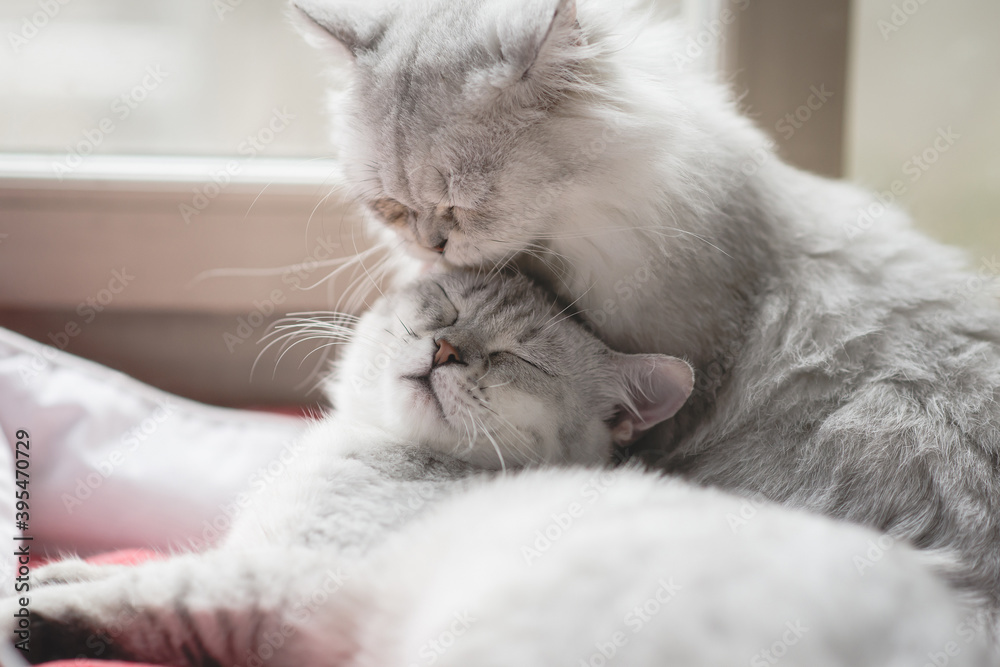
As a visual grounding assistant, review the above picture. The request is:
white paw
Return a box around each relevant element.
[32,558,123,586]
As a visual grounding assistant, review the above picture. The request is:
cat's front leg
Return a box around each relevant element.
[4,548,350,666]
[31,556,128,587]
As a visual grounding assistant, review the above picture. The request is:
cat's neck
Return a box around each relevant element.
[513,46,799,368]
[511,64,821,450]
[519,159,787,371]
[301,414,483,481]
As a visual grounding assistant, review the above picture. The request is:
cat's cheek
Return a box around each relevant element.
[384,380,434,434]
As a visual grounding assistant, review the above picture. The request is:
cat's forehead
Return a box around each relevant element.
[353,87,506,209]
[402,273,560,330]
[350,2,536,207]
[443,273,549,315]
[364,0,498,72]
[358,2,498,113]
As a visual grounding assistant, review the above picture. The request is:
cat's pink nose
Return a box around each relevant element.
[433,338,461,367]
[431,239,447,254]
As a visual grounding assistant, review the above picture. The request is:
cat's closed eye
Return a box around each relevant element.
[489,350,553,376]
[370,198,413,228]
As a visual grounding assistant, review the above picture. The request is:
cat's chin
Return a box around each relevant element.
[397,374,469,444]
[402,243,446,264]
[392,233,503,272]
[402,374,446,420]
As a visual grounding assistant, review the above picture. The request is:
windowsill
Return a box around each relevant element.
[0,153,373,314]
[0,153,343,192]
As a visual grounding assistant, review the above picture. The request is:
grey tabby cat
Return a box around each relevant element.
[7,270,694,664]
[293,0,1000,621]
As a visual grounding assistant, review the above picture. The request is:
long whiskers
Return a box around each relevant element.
[294,244,387,291]
[252,312,373,380]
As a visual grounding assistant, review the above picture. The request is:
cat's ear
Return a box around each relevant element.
[291,0,386,58]
[498,0,586,83]
[610,354,694,447]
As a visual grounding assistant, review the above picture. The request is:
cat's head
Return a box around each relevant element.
[327,271,692,469]
[293,0,616,268]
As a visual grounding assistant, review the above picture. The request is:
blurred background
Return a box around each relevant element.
[0,0,997,407]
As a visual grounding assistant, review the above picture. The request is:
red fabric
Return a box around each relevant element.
[82,548,165,567]
[38,549,165,667]
[246,404,320,419]
[43,663,158,667]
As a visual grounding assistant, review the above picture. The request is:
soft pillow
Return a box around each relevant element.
[0,326,307,589]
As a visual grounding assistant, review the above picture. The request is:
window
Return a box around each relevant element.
[846,0,1000,265]
[1,0,328,156]
[2,0,997,406]
[1,0,356,406]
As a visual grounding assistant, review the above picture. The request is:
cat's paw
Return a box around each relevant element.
[32,558,123,587]
[1,582,138,664]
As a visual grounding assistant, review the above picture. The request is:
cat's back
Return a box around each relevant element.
[347,468,992,667]
[671,167,1000,593]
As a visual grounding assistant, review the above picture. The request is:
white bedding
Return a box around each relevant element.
[0,327,306,589]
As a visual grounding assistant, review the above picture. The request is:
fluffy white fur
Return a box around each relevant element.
[301,468,995,667]
[12,468,994,667]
